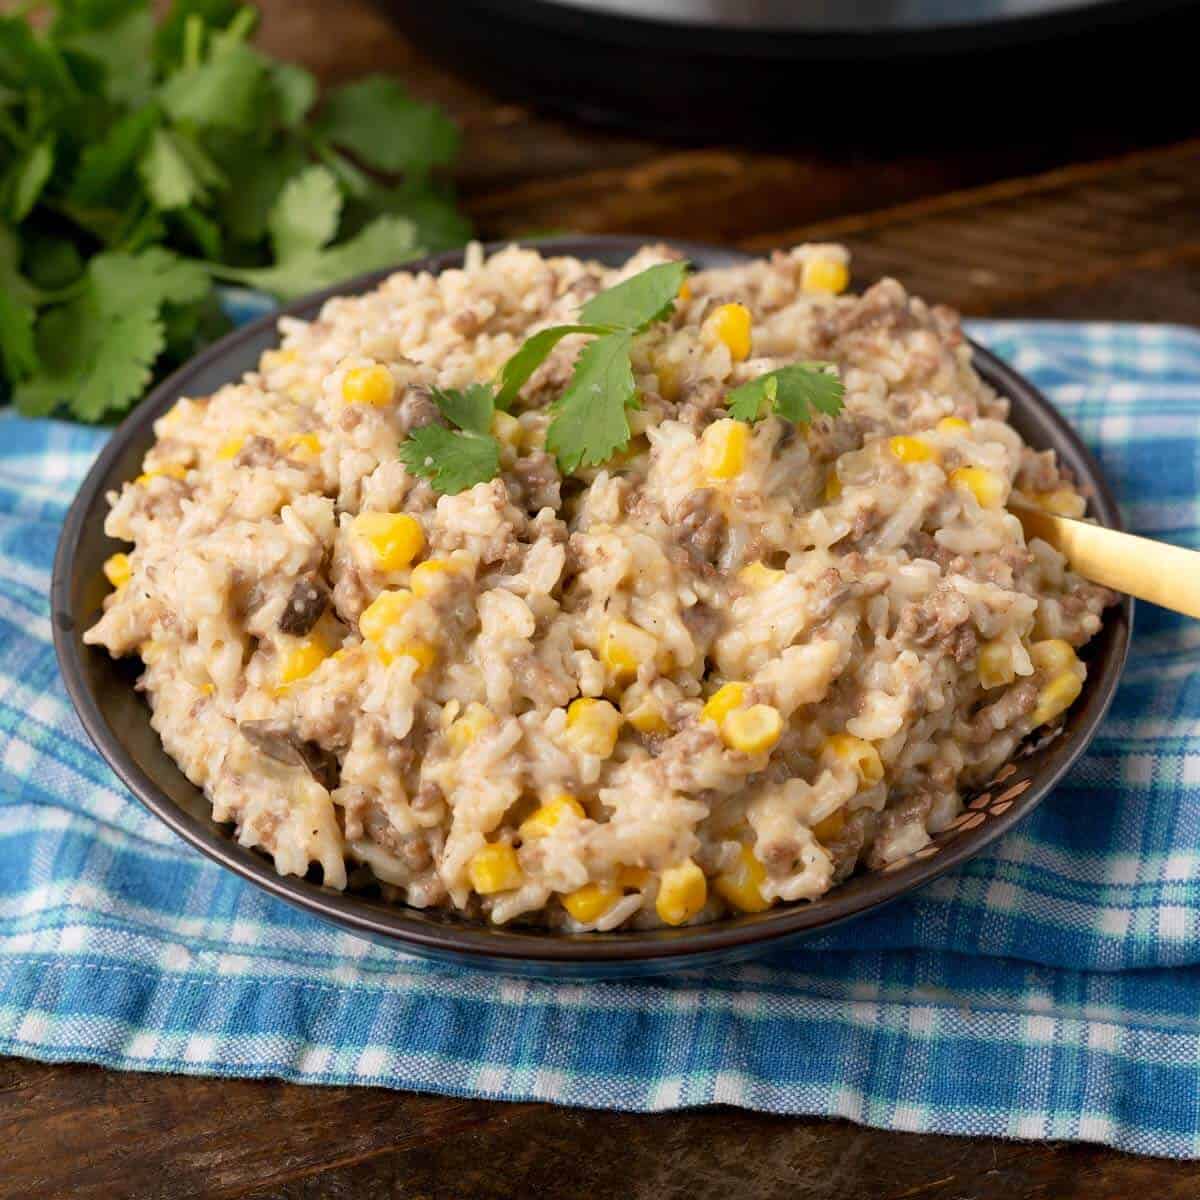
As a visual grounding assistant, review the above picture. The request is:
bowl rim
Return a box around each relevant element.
[52,235,1132,966]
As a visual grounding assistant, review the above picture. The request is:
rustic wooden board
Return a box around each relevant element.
[5,3,1199,1197]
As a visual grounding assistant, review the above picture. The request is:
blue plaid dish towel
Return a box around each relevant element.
[2,319,1200,1159]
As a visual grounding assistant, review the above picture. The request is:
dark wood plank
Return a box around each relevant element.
[741,143,1200,316]
[3,1058,1200,1200]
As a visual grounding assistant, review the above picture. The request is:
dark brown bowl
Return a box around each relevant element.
[51,236,1132,978]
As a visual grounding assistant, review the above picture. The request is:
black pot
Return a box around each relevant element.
[380,0,1198,145]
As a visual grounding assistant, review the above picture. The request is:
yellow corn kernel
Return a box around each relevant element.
[1030,638,1078,675]
[216,437,245,461]
[801,258,849,295]
[447,701,494,752]
[625,695,670,736]
[677,280,692,302]
[888,435,939,464]
[656,858,707,926]
[103,552,132,589]
[562,882,622,924]
[383,639,436,673]
[714,845,771,913]
[468,843,523,895]
[703,302,752,361]
[135,463,188,486]
[564,698,623,758]
[261,348,298,372]
[491,410,522,450]
[351,511,425,571]
[824,471,842,502]
[600,619,657,683]
[655,359,682,402]
[701,417,748,482]
[738,561,784,590]
[822,733,884,786]
[410,557,462,598]
[978,641,1016,690]
[701,682,748,726]
[1033,489,1087,518]
[618,865,651,890]
[812,808,846,844]
[936,416,972,437]
[341,364,394,406]
[275,634,329,691]
[199,682,215,696]
[1032,670,1083,726]
[358,589,414,643]
[721,704,783,754]
[950,466,1005,509]
[283,432,322,460]
[519,794,586,841]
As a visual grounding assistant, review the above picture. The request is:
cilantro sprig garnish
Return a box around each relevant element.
[400,259,690,493]
[400,261,849,494]
[0,1,470,422]
[725,362,845,425]
[397,384,500,494]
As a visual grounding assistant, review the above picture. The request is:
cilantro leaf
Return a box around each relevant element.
[72,306,166,420]
[209,132,304,243]
[13,247,207,421]
[56,5,154,105]
[546,332,636,474]
[268,164,341,261]
[347,182,471,253]
[169,205,222,258]
[430,383,495,434]
[0,289,37,380]
[494,323,608,410]
[0,17,78,97]
[6,136,54,222]
[14,283,165,421]
[23,234,83,291]
[91,247,209,308]
[69,104,160,205]
[0,224,41,305]
[214,214,421,301]
[52,0,147,36]
[268,60,316,128]
[159,41,264,131]
[578,259,690,331]
[153,0,241,68]
[398,425,499,496]
[726,363,845,425]
[138,127,204,210]
[316,76,459,175]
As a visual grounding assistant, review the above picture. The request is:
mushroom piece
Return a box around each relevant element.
[239,720,339,790]
[277,574,330,637]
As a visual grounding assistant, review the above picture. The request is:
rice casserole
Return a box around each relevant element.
[85,243,1115,930]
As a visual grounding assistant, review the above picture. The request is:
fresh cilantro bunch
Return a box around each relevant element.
[0,0,470,421]
[400,259,846,494]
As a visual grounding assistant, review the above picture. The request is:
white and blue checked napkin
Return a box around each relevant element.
[3,319,1200,1158]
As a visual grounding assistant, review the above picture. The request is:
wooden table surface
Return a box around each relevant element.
[6,3,1200,1196]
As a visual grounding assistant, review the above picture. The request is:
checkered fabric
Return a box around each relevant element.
[2,319,1199,1158]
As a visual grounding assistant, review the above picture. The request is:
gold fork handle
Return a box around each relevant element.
[1013,499,1200,620]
